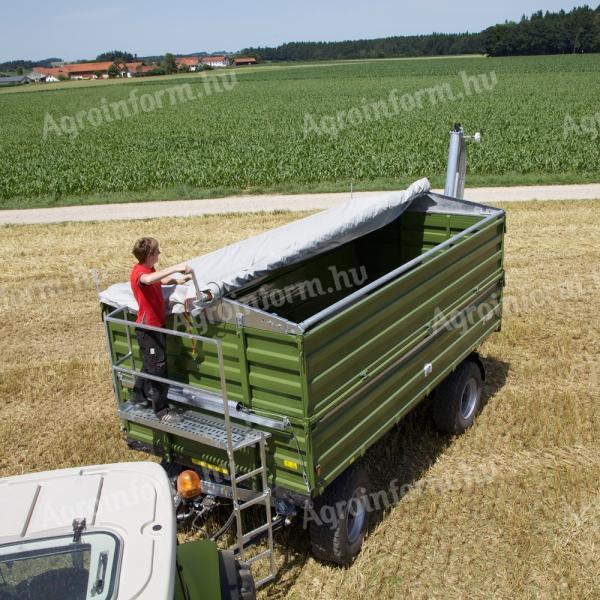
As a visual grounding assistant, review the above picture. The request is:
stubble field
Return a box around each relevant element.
[0,200,598,598]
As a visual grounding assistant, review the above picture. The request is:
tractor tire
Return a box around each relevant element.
[218,550,256,600]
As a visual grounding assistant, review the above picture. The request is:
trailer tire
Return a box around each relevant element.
[218,550,256,600]
[431,359,482,434]
[309,464,370,566]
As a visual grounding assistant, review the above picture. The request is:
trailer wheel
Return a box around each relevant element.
[431,359,482,434]
[309,464,370,566]
[218,550,256,600]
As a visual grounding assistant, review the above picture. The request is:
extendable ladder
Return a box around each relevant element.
[103,305,277,587]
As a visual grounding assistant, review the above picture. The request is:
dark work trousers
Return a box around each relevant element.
[133,329,169,414]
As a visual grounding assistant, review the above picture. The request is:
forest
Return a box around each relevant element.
[240,5,600,61]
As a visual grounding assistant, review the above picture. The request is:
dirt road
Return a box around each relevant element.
[1,183,599,225]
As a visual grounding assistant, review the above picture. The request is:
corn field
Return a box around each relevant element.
[0,54,599,208]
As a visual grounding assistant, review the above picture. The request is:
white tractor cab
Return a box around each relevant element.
[0,462,254,600]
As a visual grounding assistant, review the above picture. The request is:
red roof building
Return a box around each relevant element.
[175,57,201,69]
[134,65,156,75]
[33,61,151,80]
[33,67,65,78]
[234,57,257,66]
[65,61,114,77]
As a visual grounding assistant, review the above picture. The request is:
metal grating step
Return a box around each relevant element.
[117,402,265,450]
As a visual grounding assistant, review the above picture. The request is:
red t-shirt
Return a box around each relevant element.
[130,264,165,327]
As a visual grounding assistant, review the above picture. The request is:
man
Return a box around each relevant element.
[130,237,192,423]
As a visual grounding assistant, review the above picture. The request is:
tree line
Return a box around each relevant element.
[239,4,600,61]
[240,32,484,62]
[483,5,600,56]
[0,58,61,73]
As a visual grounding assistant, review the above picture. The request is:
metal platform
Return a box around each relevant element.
[118,402,266,451]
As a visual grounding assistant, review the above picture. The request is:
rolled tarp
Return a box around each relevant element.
[98,178,430,313]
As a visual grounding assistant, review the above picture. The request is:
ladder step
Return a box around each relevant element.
[235,467,264,484]
[242,522,271,544]
[237,491,270,510]
[255,574,276,588]
[246,549,272,565]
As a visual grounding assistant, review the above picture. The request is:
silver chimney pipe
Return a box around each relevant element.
[444,122,481,199]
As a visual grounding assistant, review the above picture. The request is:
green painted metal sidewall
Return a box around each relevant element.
[304,214,505,491]
[105,210,505,500]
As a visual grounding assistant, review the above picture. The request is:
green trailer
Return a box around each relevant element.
[100,126,505,575]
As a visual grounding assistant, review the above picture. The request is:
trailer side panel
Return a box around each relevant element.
[304,213,505,491]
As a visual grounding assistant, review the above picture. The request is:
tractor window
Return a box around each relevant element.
[0,532,119,600]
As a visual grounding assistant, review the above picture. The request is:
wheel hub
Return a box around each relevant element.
[346,489,367,544]
[460,377,478,420]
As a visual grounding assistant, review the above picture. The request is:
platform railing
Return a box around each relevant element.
[102,304,277,586]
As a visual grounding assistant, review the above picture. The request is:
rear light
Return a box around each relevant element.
[177,470,202,499]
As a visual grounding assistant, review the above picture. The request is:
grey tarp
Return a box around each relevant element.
[99,178,430,313]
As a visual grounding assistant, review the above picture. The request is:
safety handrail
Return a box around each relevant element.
[103,305,236,461]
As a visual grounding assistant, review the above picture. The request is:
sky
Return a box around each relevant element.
[0,0,591,63]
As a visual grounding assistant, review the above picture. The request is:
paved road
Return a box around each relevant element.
[1,183,599,225]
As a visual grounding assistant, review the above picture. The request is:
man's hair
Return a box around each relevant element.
[132,237,159,262]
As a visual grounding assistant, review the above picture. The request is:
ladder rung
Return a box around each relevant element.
[235,436,266,450]
[235,467,264,484]
[246,548,272,565]
[256,574,276,587]
[242,522,271,544]
[237,491,269,510]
